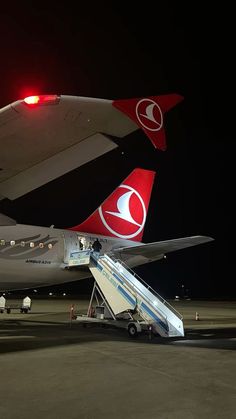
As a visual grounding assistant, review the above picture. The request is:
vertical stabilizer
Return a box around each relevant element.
[69,168,155,241]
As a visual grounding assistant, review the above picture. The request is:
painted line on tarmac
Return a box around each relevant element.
[0,330,21,333]
[201,333,215,337]
[0,336,36,340]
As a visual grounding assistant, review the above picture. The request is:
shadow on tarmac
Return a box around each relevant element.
[0,319,236,354]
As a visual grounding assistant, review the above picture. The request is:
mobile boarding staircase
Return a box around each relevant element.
[87,252,184,338]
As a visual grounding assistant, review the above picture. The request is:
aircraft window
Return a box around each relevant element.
[48,243,53,249]
[10,240,15,246]
[21,241,25,247]
[0,240,5,246]
[39,243,44,248]
[30,242,35,248]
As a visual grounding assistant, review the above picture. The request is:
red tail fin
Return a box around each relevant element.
[69,168,155,241]
[113,94,183,151]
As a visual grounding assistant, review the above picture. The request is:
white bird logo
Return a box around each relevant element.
[106,190,141,226]
[136,98,163,131]
[98,185,147,239]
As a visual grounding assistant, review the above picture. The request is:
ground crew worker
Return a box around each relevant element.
[92,238,102,253]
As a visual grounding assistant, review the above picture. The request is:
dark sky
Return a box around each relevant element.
[0,3,234,298]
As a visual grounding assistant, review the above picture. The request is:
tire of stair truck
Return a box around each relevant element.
[127,323,138,338]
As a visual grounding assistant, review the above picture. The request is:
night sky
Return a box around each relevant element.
[0,3,234,298]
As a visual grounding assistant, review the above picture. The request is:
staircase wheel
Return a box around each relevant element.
[128,323,138,338]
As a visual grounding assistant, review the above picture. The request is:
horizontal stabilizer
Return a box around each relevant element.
[114,236,214,258]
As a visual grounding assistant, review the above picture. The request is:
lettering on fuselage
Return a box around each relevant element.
[25,259,51,264]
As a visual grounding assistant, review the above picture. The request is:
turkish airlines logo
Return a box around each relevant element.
[135,98,163,131]
[98,184,146,239]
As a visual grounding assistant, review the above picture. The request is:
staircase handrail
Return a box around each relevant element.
[104,254,183,320]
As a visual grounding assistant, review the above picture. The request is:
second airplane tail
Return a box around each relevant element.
[69,168,155,241]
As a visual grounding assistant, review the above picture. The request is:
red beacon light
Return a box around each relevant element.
[23,94,60,106]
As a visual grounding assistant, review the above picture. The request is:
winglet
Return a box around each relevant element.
[112,94,183,150]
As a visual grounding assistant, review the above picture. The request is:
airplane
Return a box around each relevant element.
[0,92,213,292]
[0,167,213,291]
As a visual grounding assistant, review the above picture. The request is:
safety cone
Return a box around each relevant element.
[69,304,75,326]
[148,325,152,340]
[195,311,199,321]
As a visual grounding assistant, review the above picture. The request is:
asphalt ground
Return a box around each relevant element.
[0,299,235,419]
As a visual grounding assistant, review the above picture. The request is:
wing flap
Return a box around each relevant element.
[0,133,116,200]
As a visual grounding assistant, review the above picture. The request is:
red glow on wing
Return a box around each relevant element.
[23,94,60,106]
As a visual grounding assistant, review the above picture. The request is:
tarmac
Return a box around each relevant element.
[0,298,236,419]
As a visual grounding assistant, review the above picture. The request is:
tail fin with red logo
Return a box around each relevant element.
[113,94,183,151]
[69,168,155,241]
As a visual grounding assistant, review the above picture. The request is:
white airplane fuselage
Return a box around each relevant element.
[0,224,146,291]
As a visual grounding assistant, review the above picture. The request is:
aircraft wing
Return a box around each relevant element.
[0,93,182,200]
[114,236,214,260]
[0,95,137,200]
